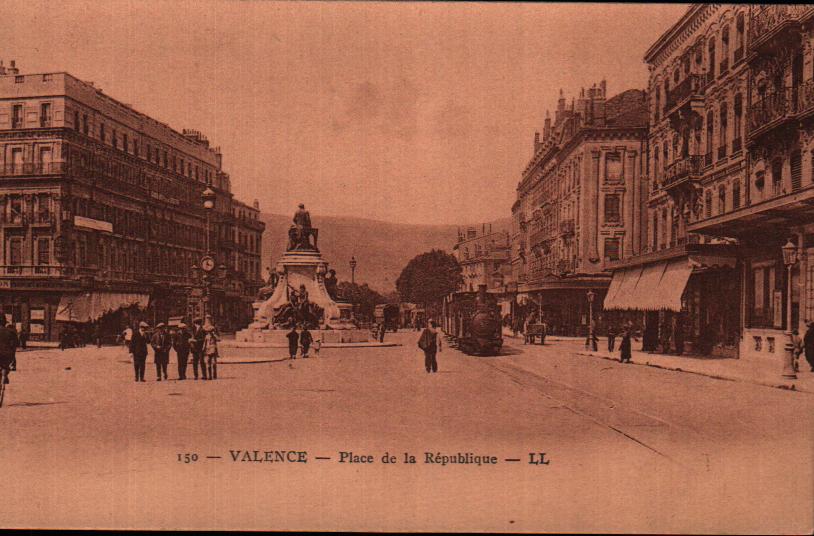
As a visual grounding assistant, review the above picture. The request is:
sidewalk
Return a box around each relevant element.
[571,342,814,394]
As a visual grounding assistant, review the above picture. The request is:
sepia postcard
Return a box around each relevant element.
[0,1,812,533]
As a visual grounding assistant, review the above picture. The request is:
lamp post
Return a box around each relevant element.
[586,289,597,351]
[202,187,216,255]
[350,256,357,285]
[782,237,798,379]
[199,187,217,321]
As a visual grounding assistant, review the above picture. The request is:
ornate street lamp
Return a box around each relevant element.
[202,187,216,255]
[782,237,799,379]
[586,289,597,351]
[350,256,357,285]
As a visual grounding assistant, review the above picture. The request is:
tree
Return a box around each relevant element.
[336,281,387,321]
[396,249,462,306]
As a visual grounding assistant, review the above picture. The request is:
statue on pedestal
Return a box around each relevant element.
[287,203,319,251]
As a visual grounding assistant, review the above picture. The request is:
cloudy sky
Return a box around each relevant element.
[4,1,686,225]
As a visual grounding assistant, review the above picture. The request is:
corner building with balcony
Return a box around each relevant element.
[0,66,265,341]
[687,5,814,361]
[511,82,648,336]
[604,5,750,357]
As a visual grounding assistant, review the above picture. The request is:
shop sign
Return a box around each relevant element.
[30,308,45,320]
[30,324,44,334]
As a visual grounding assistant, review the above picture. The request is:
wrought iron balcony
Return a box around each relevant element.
[0,161,66,177]
[663,155,704,190]
[665,74,705,116]
[748,87,796,140]
[798,79,814,118]
[750,5,814,53]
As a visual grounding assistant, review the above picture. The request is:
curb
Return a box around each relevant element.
[576,351,813,394]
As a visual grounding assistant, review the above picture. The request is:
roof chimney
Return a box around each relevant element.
[592,80,607,126]
[534,131,541,153]
[7,60,19,75]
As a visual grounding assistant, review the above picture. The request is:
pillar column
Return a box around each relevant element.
[585,150,601,264]
[624,148,636,258]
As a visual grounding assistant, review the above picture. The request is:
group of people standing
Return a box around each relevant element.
[125,316,220,382]
[286,324,320,359]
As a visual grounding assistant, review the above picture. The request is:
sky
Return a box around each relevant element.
[3,1,687,225]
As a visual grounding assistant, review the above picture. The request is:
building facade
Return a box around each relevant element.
[512,81,648,336]
[452,224,511,293]
[0,66,264,340]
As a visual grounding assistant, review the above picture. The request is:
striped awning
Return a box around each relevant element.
[56,292,150,322]
[603,259,692,312]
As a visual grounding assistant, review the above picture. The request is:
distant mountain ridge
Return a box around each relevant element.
[260,213,510,293]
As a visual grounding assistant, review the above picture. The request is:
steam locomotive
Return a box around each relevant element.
[441,284,503,356]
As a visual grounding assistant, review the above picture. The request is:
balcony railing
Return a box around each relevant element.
[40,117,52,128]
[0,161,66,177]
[665,74,705,113]
[664,155,704,188]
[798,79,814,116]
[11,120,22,129]
[560,219,575,236]
[749,87,795,135]
[750,5,814,50]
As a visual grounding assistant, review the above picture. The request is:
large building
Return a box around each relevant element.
[0,64,264,340]
[604,5,750,357]
[511,81,648,336]
[452,224,511,293]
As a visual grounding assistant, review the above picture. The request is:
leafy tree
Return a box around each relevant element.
[396,249,462,306]
[336,281,388,321]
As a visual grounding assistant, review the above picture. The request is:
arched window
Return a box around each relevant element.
[708,38,716,79]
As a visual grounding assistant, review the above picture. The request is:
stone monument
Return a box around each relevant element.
[235,204,366,344]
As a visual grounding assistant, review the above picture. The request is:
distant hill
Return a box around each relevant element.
[260,213,510,294]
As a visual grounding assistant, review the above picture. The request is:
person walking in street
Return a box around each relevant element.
[312,335,322,357]
[150,323,171,381]
[190,318,207,380]
[93,323,102,348]
[378,323,386,343]
[792,328,804,373]
[173,323,192,380]
[18,326,28,350]
[607,324,617,353]
[0,322,19,384]
[203,325,220,380]
[804,321,814,372]
[129,322,150,382]
[287,325,299,359]
[619,327,635,364]
[300,326,313,358]
[418,320,442,373]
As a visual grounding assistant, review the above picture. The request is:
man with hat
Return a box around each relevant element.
[190,318,207,380]
[150,322,172,381]
[173,322,192,380]
[129,322,150,382]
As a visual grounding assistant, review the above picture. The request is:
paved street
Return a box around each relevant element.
[2,331,812,533]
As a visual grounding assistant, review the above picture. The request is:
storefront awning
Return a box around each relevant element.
[56,292,150,322]
[604,259,692,312]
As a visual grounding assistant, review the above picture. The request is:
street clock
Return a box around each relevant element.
[200,256,216,272]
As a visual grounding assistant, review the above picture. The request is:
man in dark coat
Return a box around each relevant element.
[804,321,814,372]
[173,323,192,380]
[607,324,617,353]
[418,321,442,373]
[0,322,18,384]
[150,323,171,381]
[300,326,313,358]
[190,318,207,380]
[287,325,299,359]
[129,322,150,382]
[619,327,634,363]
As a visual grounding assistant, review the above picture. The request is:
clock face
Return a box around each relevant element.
[201,256,215,272]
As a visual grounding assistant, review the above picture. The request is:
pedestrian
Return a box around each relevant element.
[378,322,386,343]
[619,327,635,363]
[173,322,191,380]
[607,324,617,353]
[190,318,207,380]
[203,325,219,380]
[18,326,28,350]
[93,323,102,348]
[312,335,322,357]
[418,320,442,374]
[791,329,804,373]
[287,324,299,359]
[150,323,171,381]
[7,323,19,371]
[539,320,547,345]
[129,321,150,382]
[300,326,313,358]
[804,321,814,372]
[0,322,18,384]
